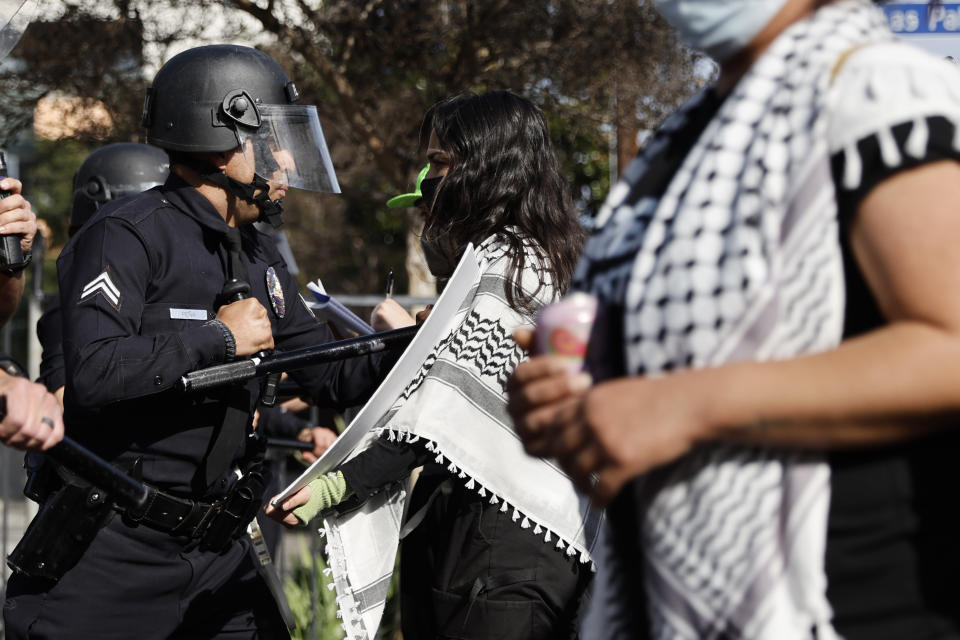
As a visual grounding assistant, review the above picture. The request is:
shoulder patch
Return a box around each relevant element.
[105,188,171,223]
[79,268,122,310]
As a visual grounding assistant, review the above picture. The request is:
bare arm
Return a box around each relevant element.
[509,160,960,504]
[370,297,415,332]
[0,178,36,327]
[0,272,24,329]
[707,159,960,444]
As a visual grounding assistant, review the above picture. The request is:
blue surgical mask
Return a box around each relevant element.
[653,0,789,62]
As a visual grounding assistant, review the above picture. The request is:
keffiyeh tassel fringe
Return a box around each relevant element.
[412,435,596,567]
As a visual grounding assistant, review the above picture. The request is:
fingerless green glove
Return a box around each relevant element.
[292,471,352,524]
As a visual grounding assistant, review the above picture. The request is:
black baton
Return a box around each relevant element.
[47,438,151,510]
[179,325,418,393]
[0,396,150,510]
[220,277,283,407]
[265,437,314,452]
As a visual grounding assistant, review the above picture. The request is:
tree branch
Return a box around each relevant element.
[340,0,383,75]
[228,0,405,188]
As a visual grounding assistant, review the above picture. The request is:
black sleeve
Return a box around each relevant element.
[36,302,65,393]
[59,218,225,410]
[831,116,960,227]
[0,352,26,377]
[339,436,432,501]
[257,405,310,440]
[271,263,398,410]
[830,117,960,339]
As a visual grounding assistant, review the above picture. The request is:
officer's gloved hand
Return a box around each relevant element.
[265,471,352,528]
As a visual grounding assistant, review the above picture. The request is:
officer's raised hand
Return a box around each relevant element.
[0,178,37,327]
[0,177,37,257]
[216,298,275,356]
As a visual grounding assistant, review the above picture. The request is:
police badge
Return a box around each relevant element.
[265,266,285,318]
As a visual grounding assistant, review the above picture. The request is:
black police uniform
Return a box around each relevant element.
[4,174,389,639]
[34,252,314,558]
[35,298,64,394]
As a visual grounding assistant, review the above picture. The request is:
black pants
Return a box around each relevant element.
[3,516,287,639]
[400,469,592,640]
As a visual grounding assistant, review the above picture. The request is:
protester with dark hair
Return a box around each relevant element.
[508,1,960,638]
[269,90,594,639]
[417,92,583,313]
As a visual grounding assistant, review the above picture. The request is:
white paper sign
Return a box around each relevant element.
[306,280,375,336]
[272,244,481,505]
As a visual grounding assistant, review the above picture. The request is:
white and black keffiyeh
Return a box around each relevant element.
[320,237,603,640]
[572,1,957,638]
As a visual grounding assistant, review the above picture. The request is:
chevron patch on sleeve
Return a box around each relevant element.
[79,270,122,310]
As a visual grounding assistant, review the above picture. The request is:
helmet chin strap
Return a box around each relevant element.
[180,156,285,228]
[223,172,285,229]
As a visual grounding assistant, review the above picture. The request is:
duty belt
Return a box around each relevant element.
[121,470,266,552]
[123,489,220,536]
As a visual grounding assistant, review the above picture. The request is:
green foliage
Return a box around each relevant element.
[280,173,410,295]
[283,532,403,640]
[545,108,613,218]
[284,536,345,640]
[40,252,58,296]
[23,138,97,247]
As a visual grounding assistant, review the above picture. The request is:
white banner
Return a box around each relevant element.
[273,244,480,505]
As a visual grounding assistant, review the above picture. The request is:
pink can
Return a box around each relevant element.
[533,292,598,373]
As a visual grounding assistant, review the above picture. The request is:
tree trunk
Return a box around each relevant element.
[404,210,436,299]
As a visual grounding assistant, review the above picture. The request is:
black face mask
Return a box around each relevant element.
[420,233,457,279]
[418,176,443,212]
[418,175,455,276]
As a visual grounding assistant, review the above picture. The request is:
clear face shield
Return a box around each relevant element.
[235,104,340,194]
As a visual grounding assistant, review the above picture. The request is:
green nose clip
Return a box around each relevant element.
[386,164,430,208]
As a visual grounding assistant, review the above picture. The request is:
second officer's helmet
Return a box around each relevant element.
[70,142,170,235]
[142,44,339,195]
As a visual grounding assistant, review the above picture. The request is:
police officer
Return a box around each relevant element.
[36,142,170,405]
[4,45,389,639]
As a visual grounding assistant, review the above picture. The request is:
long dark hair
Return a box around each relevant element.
[420,91,584,314]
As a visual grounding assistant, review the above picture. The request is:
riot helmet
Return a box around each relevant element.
[70,143,170,235]
[142,44,340,226]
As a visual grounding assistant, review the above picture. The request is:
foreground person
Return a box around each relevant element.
[509,1,960,638]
